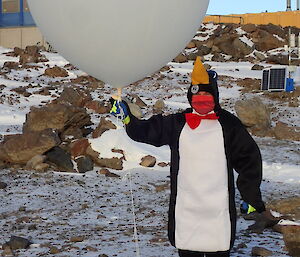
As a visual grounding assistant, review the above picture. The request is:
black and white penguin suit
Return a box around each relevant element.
[125,72,265,252]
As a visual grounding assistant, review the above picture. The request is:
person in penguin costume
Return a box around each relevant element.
[110,57,276,257]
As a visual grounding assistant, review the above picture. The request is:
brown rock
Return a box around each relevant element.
[213,34,239,57]
[23,104,92,135]
[85,100,110,114]
[268,197,300,220]
[282,225,300,256]
[56,87,92,107]
[157,162,169,167]
[235,97,271,133]
[254,51,266,61]
[92,117,116,138]
[0,129,60,164]
[13,47,24,56]
[140,155,156,167]
[44,66,68,77]
[251,246,273,256]
[26,154,46,169]
[19,53,39,65]
[197,45,212,56]
[233,37,254,56]
[241,24,257,33]
[173,53,188,63]
[273,122,300,141]
[266,54,289,65]
[25,45,40,56]
[1,243,14,256]
[93,157,123,170]
[49,246,61,254]
[128,94,147,108]
[70,236,85,242]
[3,61,19,69]
[128,103,143,119]
[70,139,90,158]
[98,168,120,178]
[251,64,264,70]
[251,29,285,51]
[186,41,196,49]
[153,99,165,113]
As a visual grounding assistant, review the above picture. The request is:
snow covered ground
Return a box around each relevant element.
[0,46,299,257]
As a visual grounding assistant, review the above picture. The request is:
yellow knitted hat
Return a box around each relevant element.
[191,56,209,85]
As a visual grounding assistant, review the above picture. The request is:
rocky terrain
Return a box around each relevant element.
[0,22,299,256]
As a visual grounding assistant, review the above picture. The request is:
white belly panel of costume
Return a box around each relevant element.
[175,119,231,252]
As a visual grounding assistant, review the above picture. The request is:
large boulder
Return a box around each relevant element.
[233,37,254,56]
[0,129,60,164]
[235,97,271,134]
[56,87,92,107]
[268,197,300,220]
[266,54,289,65]
[273,122,300,141]
[282,225,300,257]
[213,34,239,57]
[251,29,285,51]
[23,104,92,138]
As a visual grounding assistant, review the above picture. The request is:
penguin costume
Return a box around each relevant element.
[121,57,265,256]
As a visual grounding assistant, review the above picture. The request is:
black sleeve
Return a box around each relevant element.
[231,122,266,213]
[125,105,174,147]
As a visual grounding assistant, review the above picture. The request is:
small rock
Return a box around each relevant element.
[76,156,94,173]
[1,243,14,256]
[157,162,169,167]
[0,181,7,189]
[98,168,120,178]
[70,236,85,243]
[93,157,123,170]
[92,118,116,138]
[251,246,273,256]
[49,246,61,254]
[128,94,147,108]
[5,235,32,250]
[3,61,19,70]
[282,225,300,256]
[44,66,68,77]
[127,102,143,119]
[153,99,165,113]
[140,155,156,167]
[251,64,264,70]
[173,53,188,63]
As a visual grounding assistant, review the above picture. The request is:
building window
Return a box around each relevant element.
[23,0,29,12]
[2,0,20,13]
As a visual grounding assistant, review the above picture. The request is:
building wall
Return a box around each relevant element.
[204,11,300,28]
[0,26,45,48]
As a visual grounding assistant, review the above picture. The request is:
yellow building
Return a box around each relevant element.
[204,11,300,28]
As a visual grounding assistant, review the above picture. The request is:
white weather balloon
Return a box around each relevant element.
[28,0,210,88]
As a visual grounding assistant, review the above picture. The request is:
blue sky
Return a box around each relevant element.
[207,0,298,15]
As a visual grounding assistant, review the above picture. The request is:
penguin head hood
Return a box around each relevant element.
[187,57,221,113]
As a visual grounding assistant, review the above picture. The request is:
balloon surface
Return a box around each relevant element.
[28,0,210,88]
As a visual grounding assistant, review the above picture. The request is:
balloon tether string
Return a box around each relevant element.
[115,87,141,257]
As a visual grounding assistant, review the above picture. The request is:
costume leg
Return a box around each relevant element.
[205,250,230,257]
[178,249,205,257]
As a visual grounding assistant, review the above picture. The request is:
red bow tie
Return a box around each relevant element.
[185,113,219,129]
